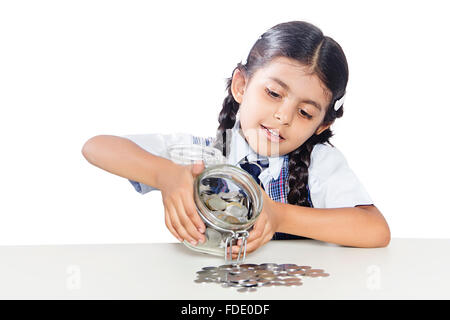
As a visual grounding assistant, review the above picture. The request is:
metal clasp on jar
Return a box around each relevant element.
[224,230,250,263]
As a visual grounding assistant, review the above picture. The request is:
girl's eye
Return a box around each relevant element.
[266,88,281,99]
[299,109,312,119]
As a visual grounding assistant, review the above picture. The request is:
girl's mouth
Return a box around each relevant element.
[260,124,285,142]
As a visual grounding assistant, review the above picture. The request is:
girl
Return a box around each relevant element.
[82,21,390,260]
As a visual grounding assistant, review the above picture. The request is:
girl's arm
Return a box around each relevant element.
[81,135,173,190]
[273,202,390,248]
[81,134,207,244]
[232,190,389,259]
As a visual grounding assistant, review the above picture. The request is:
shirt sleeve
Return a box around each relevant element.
[308,143,374,208]
[121,132,196,194]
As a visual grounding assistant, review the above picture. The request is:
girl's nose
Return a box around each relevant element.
[273,103,294,126]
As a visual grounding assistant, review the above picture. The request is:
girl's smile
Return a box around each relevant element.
[260,124,285,143]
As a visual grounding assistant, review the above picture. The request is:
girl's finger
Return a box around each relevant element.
[167,201,197,245]
[175,196,205,244]
[184,193,206,234]
[164,207,182,242]
[247,214,266,242]
[244,221,271,254]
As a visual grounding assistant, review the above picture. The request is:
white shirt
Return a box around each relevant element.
[122,124,373,208]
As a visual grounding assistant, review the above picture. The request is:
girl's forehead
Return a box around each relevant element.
[252,57,331,104]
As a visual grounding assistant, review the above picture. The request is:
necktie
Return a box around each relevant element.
[239,156,270,190]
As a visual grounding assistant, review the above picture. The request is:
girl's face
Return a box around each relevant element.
[231,56,333,157]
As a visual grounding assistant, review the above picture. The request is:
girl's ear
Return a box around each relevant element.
[315,122,332,135]
[231,68,247,104]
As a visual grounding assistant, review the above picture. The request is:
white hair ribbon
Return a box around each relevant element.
[334,93,346,111]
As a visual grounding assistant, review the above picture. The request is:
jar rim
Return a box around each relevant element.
[167,143,226,166]
[194,164,263,231]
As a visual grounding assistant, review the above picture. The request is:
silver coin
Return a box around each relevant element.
[288,270,306,276]
[272,270,289,276]
[201,266,218,271]
[228,275,250,284]
[219,191,240,199]
[279,264,298,270]
[308,273,328,278]
[194,279,206,283]
[197,276,217,282]
[256,279,270,286]
[242,280,258,287]
[284,277,301,283]
[259,263,279,270]
[307,269,325,273]
[255,270,273,276]
[218,264,237,270]
[259,274,277,281]
[206,197,227,211]
[286,281,303,286]
[239,264,259,270]
[196,270,214,275]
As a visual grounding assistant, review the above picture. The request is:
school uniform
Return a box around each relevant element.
[122,118,373,240]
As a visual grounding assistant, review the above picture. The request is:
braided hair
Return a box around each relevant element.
[212,21,348,207]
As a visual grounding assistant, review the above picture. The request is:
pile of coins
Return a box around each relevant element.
[200,189,251,225]
[194,263,329,293]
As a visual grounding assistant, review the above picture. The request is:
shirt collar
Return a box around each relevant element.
[226,115,286,182]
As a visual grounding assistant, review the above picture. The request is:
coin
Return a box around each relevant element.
[224,215,241,224]
[202,266,218,271]
[307,269,324,273]
[259,263,278,270]
[206,197,227,211]
[279,264,298,270]
[196,270,213,275]
[220,191,240,199]
[284,277,301,283]
[288,270,306,276]
[242,280,258,287]
[309,273,330,278]
[256,279,270,286]
[219,264,237,270]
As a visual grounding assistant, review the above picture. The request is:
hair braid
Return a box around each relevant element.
[212,65,243,157]
[287,129,334,207]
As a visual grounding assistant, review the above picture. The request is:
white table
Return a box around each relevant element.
[0,238,449,299]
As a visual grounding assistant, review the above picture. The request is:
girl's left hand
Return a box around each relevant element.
[231,186,279,260]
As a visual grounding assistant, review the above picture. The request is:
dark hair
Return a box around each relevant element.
[213,21,348,207]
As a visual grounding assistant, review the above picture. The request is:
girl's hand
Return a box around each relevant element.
[159,160,207,245]
[231,186,279,259]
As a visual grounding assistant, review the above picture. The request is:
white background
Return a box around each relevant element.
[1,0,449,245]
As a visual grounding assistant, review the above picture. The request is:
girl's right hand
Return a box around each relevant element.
[159,160,207,246]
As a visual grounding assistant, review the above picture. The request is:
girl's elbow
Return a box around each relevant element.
[82,135,103,163]
[371,224,391,248]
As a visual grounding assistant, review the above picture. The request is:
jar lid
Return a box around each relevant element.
[167,143,226,167]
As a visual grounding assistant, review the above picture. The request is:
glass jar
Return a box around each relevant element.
[167,143,263,263]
